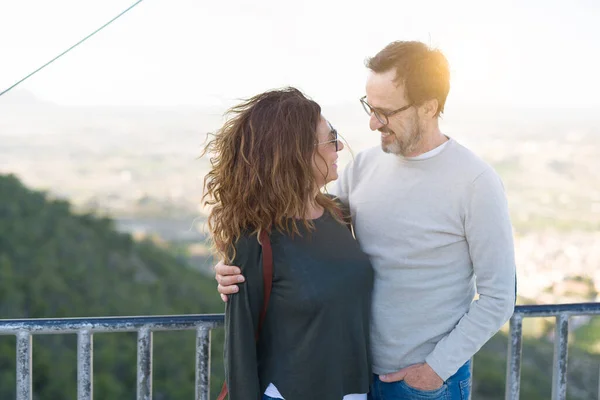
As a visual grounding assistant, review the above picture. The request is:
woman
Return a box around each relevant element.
[202,87,373,400]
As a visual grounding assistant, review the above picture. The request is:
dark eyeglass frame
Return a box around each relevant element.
[360,95,413,125]
[315,122,339,151]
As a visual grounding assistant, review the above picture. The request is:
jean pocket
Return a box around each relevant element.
[396,380,448,399]
[459,378,471,400]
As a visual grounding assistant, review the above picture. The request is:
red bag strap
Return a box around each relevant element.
[257,230,273,339]
[217,231,273,400]
[216,380,228,400]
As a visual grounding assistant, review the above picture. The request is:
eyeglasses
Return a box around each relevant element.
[360,96,412,125]
[315,122,339,151]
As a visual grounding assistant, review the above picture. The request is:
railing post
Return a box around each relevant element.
[505,314,523,400]
[16,331,32,400]
[77,330,93,400]
[137,328,153,400]
[551,314,569,400]
[195,326,211,400]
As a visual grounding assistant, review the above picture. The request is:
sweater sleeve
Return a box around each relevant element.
[224,234,264,400]
[425,168,517,380]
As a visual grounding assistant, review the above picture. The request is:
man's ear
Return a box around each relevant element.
[419,99,439,119]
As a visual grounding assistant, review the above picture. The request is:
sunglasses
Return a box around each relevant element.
[315,122,339,151]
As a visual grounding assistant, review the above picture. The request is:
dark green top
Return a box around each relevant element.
[224,209,374,400]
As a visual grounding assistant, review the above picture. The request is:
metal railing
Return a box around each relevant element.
[0,314,224,400]
[505,302,600,400]
[2,303,599,400]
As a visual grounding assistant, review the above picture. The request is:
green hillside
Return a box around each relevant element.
[0,173,225,399]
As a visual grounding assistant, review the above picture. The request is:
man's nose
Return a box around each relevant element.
[369,114,384,131]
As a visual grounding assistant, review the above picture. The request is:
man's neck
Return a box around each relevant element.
[404,128,448,158]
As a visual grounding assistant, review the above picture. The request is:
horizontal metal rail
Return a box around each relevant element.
[505,302,600,400]
[0,314,224,400]
[0,314,224,335]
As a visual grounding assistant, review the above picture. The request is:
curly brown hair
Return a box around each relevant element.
[202,87,342,262]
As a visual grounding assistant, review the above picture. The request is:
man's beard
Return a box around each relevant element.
[381,121,422,156]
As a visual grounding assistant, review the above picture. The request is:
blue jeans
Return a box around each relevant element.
[368,360,471,400]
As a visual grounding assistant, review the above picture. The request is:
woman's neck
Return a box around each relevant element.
[304,195,324,220]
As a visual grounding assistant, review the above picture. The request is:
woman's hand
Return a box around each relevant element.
[215,260,245,302]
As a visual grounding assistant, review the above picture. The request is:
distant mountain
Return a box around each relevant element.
[0,89,56,108]
[0,173,225,399]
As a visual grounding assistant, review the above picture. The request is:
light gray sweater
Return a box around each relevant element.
[331,138,516,381]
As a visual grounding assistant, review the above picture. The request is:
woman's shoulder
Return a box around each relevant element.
[230,231,264,274]
[234,230,261,251]
[323,193,346,209]
[322,194,352,228]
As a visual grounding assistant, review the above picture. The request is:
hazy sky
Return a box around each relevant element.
[1,0,599,108]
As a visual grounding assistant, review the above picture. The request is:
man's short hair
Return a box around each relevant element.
[366,41,450,116]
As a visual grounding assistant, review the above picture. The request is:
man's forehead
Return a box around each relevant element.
[365,74,406,108]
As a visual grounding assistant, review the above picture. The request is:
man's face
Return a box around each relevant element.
[364,70,422,156]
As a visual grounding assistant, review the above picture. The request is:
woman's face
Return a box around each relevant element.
[312,116,343,188]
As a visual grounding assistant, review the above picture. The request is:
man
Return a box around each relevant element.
[214,41,516,400]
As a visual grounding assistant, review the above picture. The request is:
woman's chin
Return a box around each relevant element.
[325,174,338,185]
[315,173,338,190]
